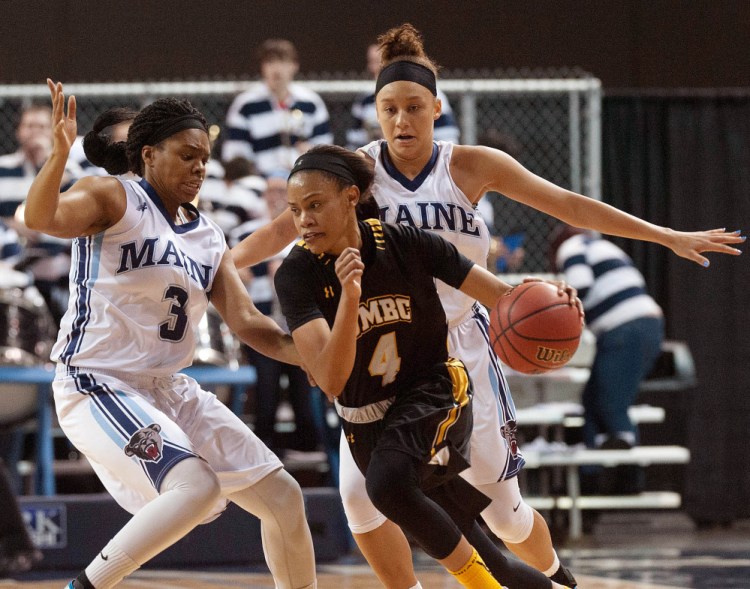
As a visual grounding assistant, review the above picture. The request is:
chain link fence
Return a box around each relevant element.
[0,70,600,273]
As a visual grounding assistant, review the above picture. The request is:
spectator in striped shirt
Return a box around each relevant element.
[0,103,56,219]
[346,43,460,150]
[0,102,83,323]
[222,38,333,176]
[550,225,664,491]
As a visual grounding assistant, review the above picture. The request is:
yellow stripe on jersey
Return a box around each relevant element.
[431,358,471,453]
[298,240,333,264]
[364,218,386,250]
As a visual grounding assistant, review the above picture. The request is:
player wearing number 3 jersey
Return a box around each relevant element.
[52,177,223,373]
[26,80,316,589]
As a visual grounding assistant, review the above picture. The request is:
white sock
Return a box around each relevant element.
[542,550,561,577]
[84,539,140,589]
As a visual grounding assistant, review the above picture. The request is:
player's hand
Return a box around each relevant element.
[664,228,745,267]
[523,276,584,323]
[335,247,363,300]
[47,79,77,154]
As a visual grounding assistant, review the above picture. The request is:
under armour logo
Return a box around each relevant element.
[324,286,334,298]
[137,202,148,211]
[346,433,355,444]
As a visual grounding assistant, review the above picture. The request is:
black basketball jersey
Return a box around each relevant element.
[275,219,474,408]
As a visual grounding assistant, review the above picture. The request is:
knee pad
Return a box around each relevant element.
[475,478,534,544]
[338,433,387,534]
[162,457,222,508]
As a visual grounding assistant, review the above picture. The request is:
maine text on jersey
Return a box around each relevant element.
[378,201,481,236]
[116,237,214,289]
[357,295,412,337]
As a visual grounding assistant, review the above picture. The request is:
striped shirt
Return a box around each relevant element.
[346,88,460,150]
[0,150,84,215]
[0,152,43,217]
[222,82,332,175]
[556,233,662,336]
[0,220,22,262]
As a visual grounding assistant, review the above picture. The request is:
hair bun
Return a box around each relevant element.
[82,131,129,175]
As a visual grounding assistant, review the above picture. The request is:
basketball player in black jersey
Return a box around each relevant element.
[275,145,582,589]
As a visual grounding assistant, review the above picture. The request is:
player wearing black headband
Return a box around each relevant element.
[276,144,580,589]
[25,81,317,589]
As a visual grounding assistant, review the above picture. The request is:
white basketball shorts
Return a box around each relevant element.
[53,365,282,518]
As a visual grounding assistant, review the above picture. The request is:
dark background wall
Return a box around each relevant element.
[2,0,749,88]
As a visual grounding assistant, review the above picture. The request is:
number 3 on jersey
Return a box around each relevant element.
[368,331,401,386]
[160,285,189,342]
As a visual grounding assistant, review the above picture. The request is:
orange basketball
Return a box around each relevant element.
[489,281,583,374]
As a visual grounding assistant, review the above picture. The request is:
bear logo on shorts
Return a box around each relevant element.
[124,423,164,462]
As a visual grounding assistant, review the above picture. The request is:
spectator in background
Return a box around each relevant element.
[0,103,56,219]
[0,220,22,266]
[346,43,460,150]
[229,170,321,459]
[0,102,82,324]
[199,157,269,237]
[549,224,665,494]
[222,38,333,176]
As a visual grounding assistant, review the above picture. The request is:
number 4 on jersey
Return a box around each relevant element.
[368,331,401,386]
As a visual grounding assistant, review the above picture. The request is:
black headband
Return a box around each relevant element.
[289,153,358,185]
[375,61,437,96]
[146,114,206,146]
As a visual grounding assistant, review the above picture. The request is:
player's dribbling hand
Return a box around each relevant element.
[522,276,584,323]
[46,79,77,154]
[335,247,364,299]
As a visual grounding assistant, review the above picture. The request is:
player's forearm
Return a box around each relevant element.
[552,191,670,247]
[238,317,301,366]
[312,298,359,397]
[459,265,513,309]
[24,151,69,232]
[231,211,297,269]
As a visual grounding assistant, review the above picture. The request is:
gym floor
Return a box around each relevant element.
[6,512,750,588]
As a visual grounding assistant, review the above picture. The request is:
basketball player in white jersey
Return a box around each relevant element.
[25,80,317,589]
[231,25,744,589]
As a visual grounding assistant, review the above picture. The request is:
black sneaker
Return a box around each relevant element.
[550,564,578,588]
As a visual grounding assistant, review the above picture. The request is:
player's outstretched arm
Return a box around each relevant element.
[231,208,298,269]
[212,250,301,366]
[457,265,513,309]
[25,80,124,238]
[460,145,745,267]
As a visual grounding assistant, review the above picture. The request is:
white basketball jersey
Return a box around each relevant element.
[363,140,490,322]
[52,178,226,376]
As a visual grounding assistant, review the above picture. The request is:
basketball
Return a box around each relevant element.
[489,281,583,374]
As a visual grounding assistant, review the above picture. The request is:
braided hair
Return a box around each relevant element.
[83,98,208,176]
